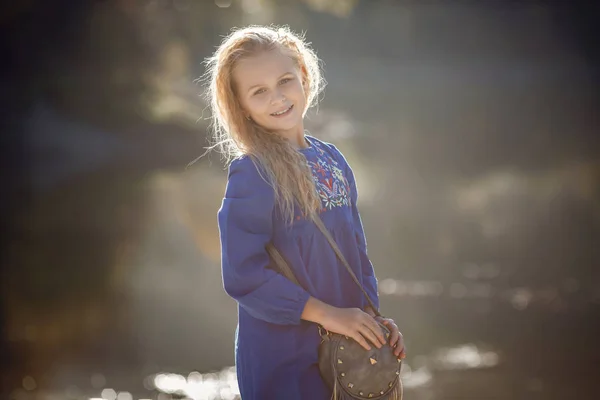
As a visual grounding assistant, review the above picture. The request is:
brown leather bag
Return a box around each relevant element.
[266,214,403,400]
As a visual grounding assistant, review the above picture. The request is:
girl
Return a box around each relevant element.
[207,25,405,399]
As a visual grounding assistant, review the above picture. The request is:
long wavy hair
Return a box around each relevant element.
[204,25,326,223]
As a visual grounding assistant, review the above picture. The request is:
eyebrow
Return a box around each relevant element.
[247,72,294,93]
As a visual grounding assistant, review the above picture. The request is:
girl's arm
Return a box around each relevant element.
[301,296,386,350]
[218,157,311,325]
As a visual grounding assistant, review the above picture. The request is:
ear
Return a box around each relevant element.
[238,102,251,120]
[241,108,252,121]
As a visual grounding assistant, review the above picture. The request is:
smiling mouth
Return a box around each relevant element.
[271,104,293,117]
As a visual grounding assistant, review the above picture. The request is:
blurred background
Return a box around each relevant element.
[1,0,599,399]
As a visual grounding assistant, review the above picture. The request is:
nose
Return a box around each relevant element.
[270,89,286,105]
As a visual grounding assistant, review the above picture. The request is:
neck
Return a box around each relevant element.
[278,122,308,150]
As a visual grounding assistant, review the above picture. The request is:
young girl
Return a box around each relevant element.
[207,25,405,399]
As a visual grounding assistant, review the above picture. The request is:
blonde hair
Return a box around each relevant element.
[204,25,325,223]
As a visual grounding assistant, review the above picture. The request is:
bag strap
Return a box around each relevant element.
[266,242,301,287]
[312,213,381,317]
[265,213,381,318]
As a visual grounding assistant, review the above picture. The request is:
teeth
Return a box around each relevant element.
[272,105,292,116]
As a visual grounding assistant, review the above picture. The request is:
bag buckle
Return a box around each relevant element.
[318,325,330,339]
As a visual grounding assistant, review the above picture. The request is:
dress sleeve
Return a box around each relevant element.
[335,149,381,312]
[218,157,311,325]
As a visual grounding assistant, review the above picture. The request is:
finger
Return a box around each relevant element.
[385,322,400,348]
[395,335,405,357]
[361,323,383,349]
[370,320,388,347]
[366,317,386,346]
[399,348,406,359]
[390,331,401,356]
[352,331,372,351]
[380,320,398,349]
[394,343,402,357]
[397,345,406,359]
[359,324,383,349]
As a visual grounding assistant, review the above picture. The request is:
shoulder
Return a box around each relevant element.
[225,155,273,197]
[228,155,267,180]
[228,154,254,171]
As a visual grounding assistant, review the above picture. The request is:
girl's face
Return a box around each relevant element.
[233,49,307,135]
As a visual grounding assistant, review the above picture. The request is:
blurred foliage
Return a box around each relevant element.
[3,0,364,129]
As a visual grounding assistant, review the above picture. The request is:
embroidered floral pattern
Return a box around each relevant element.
[307,143,351,211]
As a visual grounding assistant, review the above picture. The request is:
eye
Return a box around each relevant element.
[279,77,292,85]
[253,88,266,96]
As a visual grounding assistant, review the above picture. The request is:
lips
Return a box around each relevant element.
[270,104,293,117]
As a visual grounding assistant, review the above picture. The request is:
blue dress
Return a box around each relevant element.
[218,135,380,400]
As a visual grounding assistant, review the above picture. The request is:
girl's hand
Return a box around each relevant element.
[321,307,387,351]
[375,316,406,359]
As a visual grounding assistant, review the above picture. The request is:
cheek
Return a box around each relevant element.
[245,97,268,116]
[286,81,306,100]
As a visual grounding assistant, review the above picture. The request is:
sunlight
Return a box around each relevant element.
[152,367,240,400]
